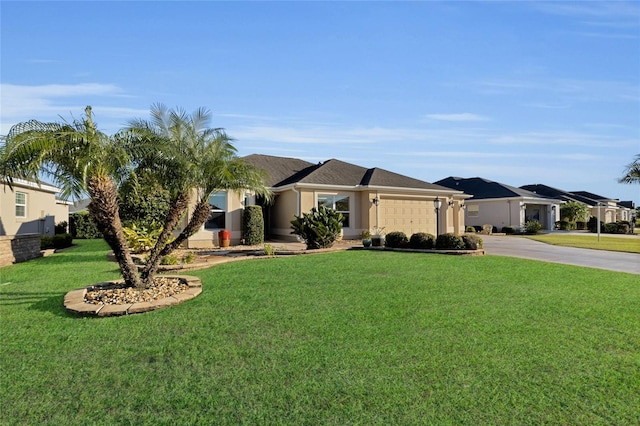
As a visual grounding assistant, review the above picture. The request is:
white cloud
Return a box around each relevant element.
[424,113,490,122]
[0,83,148,134]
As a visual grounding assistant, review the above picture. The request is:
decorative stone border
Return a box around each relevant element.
[64,275,202,317]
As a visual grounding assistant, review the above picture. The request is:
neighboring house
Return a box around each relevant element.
[618,201,636,223]
[521,184,628,224]
[183,155,469,247]
[0,178,69,236]
[435,177,562,231]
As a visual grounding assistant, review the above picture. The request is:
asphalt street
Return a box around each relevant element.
[482,235,640,275]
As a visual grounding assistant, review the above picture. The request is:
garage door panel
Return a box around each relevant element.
[380,199,436,235]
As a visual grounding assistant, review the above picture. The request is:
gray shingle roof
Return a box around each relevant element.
[436,177,553,200]
[243,154,451,191]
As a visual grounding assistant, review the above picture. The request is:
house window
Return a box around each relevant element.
[318,194,350,227]
[205,192,226,229]
[15,192,27,218]
[467,204,479,217]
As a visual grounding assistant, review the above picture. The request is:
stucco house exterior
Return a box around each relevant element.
[521,184,633,223]
[183,155,469,247]
[0,178,69,237]
[435,177,562,231]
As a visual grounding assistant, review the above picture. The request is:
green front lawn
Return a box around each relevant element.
[525,234,640,253]
[1,240,639,425]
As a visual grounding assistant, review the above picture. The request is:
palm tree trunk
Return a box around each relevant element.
[87,175,143,289]
[141,191,190,285]
[160,198,212,256]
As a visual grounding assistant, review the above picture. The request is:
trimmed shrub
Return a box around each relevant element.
[242,205,264,245]
[409,232,435,249]
[385,231,409,248]
[524,220,543,235]
[603,222,630,234]
[501,226,516,235]
[290,206,343,250]
[435,233,465,250]
[465,226,476,233]
[40,236,54,250]
[575,221,587,230]
[53,233,73,249]
[462,234,484,250]
[473,226,483,233]
[492,226,499,234]
[69,212,101,239]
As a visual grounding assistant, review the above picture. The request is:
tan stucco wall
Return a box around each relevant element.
[0,183,62,236]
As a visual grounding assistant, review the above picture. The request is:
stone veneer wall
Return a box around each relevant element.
[0,234,42,267]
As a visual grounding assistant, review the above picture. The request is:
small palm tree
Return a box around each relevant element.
[619,154,640,184]
[2,105,271,289]
[124,104,271,284]
[2,107,143,288]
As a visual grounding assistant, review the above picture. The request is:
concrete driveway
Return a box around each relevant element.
[482,235,640,275]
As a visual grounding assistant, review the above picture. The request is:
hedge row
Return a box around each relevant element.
[383,231,483,250]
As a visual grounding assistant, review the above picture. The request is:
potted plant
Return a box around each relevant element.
[370,227,385,247]
[361,230,372,247]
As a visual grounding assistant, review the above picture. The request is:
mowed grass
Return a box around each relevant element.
[525,234,640,253]
[1,240,639,425]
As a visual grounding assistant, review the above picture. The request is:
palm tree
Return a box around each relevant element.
[124,104,271,284]
[619,154,640,184]
[2,104,271,290]
[1,107,143,288]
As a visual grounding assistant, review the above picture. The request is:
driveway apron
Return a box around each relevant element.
[482,236,640,275]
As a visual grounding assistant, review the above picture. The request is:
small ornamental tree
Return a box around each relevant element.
[290,205,343,249]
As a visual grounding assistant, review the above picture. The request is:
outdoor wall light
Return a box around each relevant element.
[448,200,455,207]
[372,197,380,206]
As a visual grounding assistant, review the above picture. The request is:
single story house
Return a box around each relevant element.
[435,177,562,231]
[0,178,69,237]
[184,155,469,247]
[521,184,633,223]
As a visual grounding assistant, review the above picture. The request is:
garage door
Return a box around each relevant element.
[379,198,436,236]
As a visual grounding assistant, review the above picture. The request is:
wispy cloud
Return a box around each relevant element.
[424,113,490,122]
[0,83,148,134]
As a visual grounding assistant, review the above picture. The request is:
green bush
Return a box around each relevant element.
[40,236,54,250]
[524,221,543,235]
[435,233,465,250]
[69,212,102,239]
[385,231,409,248]
[242,205,264,245]
[588,217,604,233]
[575,221,587,230]
[465,226,476,233]
[603,222,630,234]
[53,233,73,249]
[182,252,196,264]
[409,232,435,249]
[122,222,170,254]
[55,221,68,234]
[462,234,484,250]
[160,254,178,265]
[501,226,516,235]
[290,206,343,250]
[556,221,576,231]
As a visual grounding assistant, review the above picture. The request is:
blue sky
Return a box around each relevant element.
[2,1,639,204]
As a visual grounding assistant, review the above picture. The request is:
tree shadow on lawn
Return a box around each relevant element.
[1,290,72,318]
